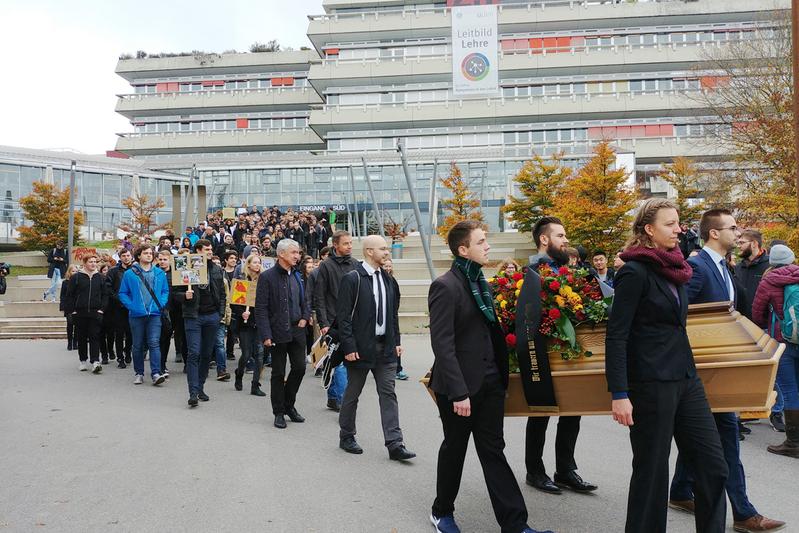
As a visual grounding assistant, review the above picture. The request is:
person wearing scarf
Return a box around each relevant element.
[605,198,728,533]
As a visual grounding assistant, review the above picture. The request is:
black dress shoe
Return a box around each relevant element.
[554,471,598,493]
[388,445,416,461]
[188,394,198,407]
[286,407,305,423]
[327,398,341,412]
[526,473,562,495]
[234,369,243,391]
[198,391,210,402]
[117,361,127,369]
[274,414,287,429]
[340,437,363,454]
[251,386,266,397]
[738,421,752,435]
[125,355,132,364]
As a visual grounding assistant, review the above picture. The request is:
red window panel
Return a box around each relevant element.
[283,77,295,86]
[601,126,617,138]
[630,125,646,138]
[616,126,631,138]
[202,81,215,87]
[587,127,603,139]
[271,78,284,86]
[105,150,130,159]
[644,125,661,137]
[167,82,179,92]
[324,48,340,55]
[700,76,718,89]
[515,39,528,50]
[213,80,225,86]
[236,118,249,129]
[556,37,571,51]
[529,38,543,55]
[542,37,557,50]
[659,124,674,136]
[501,40,516,51]
[155,83,169,92]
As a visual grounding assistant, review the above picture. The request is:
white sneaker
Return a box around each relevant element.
[133,374,143,385]
[79,361,89,371]
[152,374,165,386]
[92,362,102,374]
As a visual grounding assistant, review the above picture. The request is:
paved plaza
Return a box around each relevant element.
[1,337,796,533]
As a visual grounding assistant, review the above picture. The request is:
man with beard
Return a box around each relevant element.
[734,229,770,320]
[524,217,598,496]
[105,248,134,368]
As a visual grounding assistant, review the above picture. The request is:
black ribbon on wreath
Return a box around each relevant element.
[515,268,558,410]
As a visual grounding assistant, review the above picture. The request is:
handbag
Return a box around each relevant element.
[132,266,172,331]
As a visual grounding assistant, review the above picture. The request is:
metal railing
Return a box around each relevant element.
[116,86,315,100]
[116,127,314,139]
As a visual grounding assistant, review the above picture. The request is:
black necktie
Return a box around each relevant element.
[376,272,384,327]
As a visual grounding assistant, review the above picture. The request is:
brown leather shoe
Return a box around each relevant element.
[733,515,786,532]
[668,500,695,514]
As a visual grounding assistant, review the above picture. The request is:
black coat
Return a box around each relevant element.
[230,272,258,332]
[734,252,770,319]
[172,262,227,319]
[65,271,108,317]
[336,264,401,369]
[605,260,694,394]
[46,247,68,278]
[104,263,131,312]
[255,263,310,344]
[312,251,358,329]
[428,266,509,401]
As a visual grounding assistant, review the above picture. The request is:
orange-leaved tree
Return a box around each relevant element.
[119,193,167,238]
[659,157,705,227]
[553,142,638,253]
[503,153,571,234]
[437,163,484,238]
[17,181,84,252]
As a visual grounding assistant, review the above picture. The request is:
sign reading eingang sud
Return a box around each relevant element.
[450,0,499,98]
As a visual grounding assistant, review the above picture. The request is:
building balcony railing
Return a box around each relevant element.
[114,128,325,156]
[115,86,322,118]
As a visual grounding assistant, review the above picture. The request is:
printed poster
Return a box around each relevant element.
[230,278,257,307]
[451,3,499,98]
[170,254,208,286]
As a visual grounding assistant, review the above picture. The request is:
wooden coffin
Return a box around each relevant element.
[421,303,783,417]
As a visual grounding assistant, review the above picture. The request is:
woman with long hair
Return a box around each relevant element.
[497,257,520,276]
[60,264,80,350]
[232,254,265,396]
[605,198,728,532]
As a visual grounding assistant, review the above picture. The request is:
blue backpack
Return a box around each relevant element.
[772,284,799,345]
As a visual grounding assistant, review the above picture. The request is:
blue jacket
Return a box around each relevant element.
[686,249,736,305]
[118,263,170,318]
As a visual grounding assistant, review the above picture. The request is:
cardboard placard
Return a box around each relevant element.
[170,254,208,286]
[71,247,98,264]
[261,257,276,271]
[230,278,257,307]
[222,207,236,220]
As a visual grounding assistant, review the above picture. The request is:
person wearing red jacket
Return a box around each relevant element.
[751,244,799,459]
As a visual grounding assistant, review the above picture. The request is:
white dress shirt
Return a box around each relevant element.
[702,246,734,301]
[361,261,387,336]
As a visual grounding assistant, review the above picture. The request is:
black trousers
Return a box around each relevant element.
[74,314,101,363]
[226,323,237,358]
[525,415,580,475]
[433,373,529,533]
[109,307,132,359]
[65,314,75,348]
[171,308,186,359]
[626,376,728,533]
[270,327,306,415]
[159,318,173,374]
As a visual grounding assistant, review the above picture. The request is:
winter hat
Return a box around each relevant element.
[769,244,796,266]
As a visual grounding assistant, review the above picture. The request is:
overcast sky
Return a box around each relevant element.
[0,0,324,155]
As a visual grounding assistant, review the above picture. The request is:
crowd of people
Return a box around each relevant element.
[38,199,799,533]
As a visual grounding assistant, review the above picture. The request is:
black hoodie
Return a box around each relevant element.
[312,250,357,328]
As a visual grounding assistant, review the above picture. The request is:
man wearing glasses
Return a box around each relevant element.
[668,209,785,533]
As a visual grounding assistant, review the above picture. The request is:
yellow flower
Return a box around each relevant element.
[516,280,524,289]
[487,277,495,283]
[515,289,521,297]
[559,286,573,297]
[500,300,508,309]
[573,304,584,311]
[555,295,566,307]
[496,294,504,302]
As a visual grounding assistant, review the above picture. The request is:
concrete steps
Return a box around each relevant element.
[399,312,428,334]
[0,251,48,268]
[0,317,66,339]
[0,301,61,318]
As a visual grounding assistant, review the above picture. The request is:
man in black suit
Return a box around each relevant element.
[336,235,414,461]
[525,217,597,495]
[428,220,551,533]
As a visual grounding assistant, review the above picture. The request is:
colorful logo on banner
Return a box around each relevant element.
[461,53,490,81]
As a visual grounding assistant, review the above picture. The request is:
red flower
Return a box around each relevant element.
[549,281,561,291]
[575,311,586,321]
[540,291,547,299]
[512,272,523,281]
[505,333,517,348]
[558,266,570,275]
[566,275,574,284]
[497,277,509,286]
[548,308,561,320]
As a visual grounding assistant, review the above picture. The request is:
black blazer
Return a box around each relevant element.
[336,264,401,369]
[605,260,695,394]
[428,266,509,401]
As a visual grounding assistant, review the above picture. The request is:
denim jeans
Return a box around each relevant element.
[44,268,60,301]
[184,312,220,395]
[215,323,227,372]
[327,364,348,402]
[671,411,758,522]
[129,315,162,378]
[773,383,784,414]
[776,342,799,410]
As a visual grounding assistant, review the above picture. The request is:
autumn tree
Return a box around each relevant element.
[694,13,799,248]
[17,181,84,252]
[503,153,571,233]
[119,193,167,238]
[552,142,638,253]
[659,157,705,226]
[437,163,484,238]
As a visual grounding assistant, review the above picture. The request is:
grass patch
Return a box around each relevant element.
[9,266,48,276]
[87,240,117,249]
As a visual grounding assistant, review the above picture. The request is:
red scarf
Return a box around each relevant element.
[621,246,693,286]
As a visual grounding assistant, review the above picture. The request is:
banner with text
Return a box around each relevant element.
[451,3,499,98]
